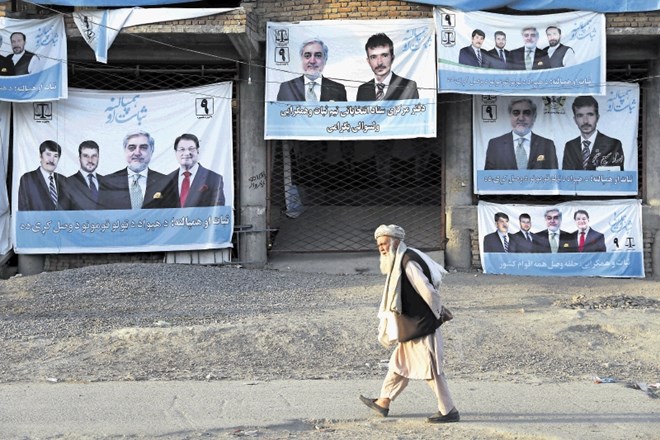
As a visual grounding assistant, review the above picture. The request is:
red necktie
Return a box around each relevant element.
[578,231,585,252]
[180,171,191,207]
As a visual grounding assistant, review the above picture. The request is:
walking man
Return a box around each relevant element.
[359,224,459,423]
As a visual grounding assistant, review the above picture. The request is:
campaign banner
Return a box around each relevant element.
[12,83,233,254]
[0,101,10,256]
[413,0,659,13]
[0,16,68,102]
[73,8,237,63]
[473,82,638,195]
[265,19,437,140]
[478,200,644,278]
[435,9,606,96]
[26,0,199,5]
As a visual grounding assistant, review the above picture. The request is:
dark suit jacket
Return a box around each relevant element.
[564,229,607,253]
[486,48,510,70]
[160,164,225,208]
[483,231,513,253]
[533,229,572,253]
[458,46,491,68]
[98,168,167,210]
[6,51,35,75]
[276,76,347,102]
[485,132,558,170]
[562,132,625,171]
[18,168,68,211]
[0,56,14,76]
[508,47,550,70]
[543,44,573,68]
[65,171,104,210]
[356,73,419,101]
[510,230,536,253]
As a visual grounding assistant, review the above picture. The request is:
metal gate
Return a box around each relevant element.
[269,137,445,252]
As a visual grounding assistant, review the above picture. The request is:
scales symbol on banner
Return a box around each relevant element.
[33,103,52,121]
[274,28,289,46]
[441,30,455,47]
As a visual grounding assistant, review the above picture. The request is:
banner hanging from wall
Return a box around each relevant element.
[0,15,68,102]
[264,19,437,140]
[478,200,644,278]
[28,1,199,5]
[73,8,237,63]
[408,0,659,13]
[473,82,638,195]
[12,82,234,254]
[0,101,11,257]
[435,8,606,96]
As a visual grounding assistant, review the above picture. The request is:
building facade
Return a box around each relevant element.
[2,1,659,276]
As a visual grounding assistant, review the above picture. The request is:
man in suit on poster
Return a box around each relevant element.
[18,140,68,211]
[566,209,606,253]
[98,130,167,210]
[484,98,558,170]
[65,140,104,210]
[543,26,576,68]
[534,208,572,253]
[276,37,347,102]
[562,95,625,171]
[161,133,225,208]
[510,213,536,253]
[508,26,550,71]
[483,212,514,253]
[0,35,15,76]
[486,30,510,70]
[5,32,39,75]
[356,33,419,101]
[458,29,491,68]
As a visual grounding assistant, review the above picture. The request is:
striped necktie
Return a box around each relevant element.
[375,83,385,100]
[503,235,509,252]
[582,140,591,170]
[48,175,58,206]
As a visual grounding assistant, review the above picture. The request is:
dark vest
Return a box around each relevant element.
[547,44,570,68]
[399,250,439,340]
[12,51,34,75]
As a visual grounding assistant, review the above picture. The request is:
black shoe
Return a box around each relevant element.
[427,407,460,423]
[359,395,389,417]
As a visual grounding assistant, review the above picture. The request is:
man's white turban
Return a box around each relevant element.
[374,224,405,240]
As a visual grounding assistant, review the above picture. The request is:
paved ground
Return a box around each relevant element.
[2,379,658,439]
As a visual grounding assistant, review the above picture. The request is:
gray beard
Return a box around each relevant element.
[379,245,397,275]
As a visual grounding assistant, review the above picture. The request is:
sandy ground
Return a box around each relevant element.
[1,263,659,438]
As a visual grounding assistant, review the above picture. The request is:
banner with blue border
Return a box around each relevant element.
[0,16,68,102]
[435,9,606,96]
[12,83,234,254]
[478,200,644,278]
[265,19,437,140]
[473,83,639,195]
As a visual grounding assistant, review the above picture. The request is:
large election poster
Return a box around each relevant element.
[0,101,10,257]
[435,8,606,96]
[265,19,436,140]
[12,83,233,254]
[478,200,644,278]
[0,16,68,102]
[474,82,638,195]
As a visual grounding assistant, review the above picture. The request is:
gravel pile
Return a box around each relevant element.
[556,294,660,310]
[1,264,658,386]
